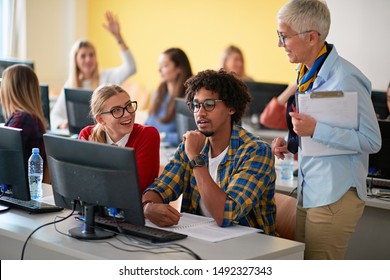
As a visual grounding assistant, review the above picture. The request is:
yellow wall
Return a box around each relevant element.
[87,0,296,91]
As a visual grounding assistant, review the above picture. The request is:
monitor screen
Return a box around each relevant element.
[244,81,288,128]
[371,90,388,120]
[43,134,144,240]
[0,58,34,76]
[175,98,197,144]
[368,120,390,181]
[64,88,94,135]
[40,84,51,130]
[0,126,30,201]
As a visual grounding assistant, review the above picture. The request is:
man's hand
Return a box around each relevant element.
[183,130,206,160]
[144,203,182,227]
[272,137,289,159]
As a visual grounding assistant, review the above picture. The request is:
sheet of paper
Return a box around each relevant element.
[146,212,262,242]
[298,91,358,157]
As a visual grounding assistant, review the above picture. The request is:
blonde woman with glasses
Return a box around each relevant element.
[78,84,160,193]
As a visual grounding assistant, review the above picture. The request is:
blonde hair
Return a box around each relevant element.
[89,84,130,143]
[219,45,247,78]
[67,40,99,89]
[1,64,46,131]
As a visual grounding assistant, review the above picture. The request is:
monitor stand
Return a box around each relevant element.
[69,204,115,240]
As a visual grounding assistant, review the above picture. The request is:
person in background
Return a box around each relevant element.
[78,84,160,192]
[51,11,136,130]
[260,83,296,129]
[0,64,50,183]
[142,69,276,235]
[144,48,193,146]
[271,0,381,259]
[219,45,253,81]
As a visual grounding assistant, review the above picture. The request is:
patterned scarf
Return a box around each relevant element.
[286,43,330,154]
[297,44,328,93]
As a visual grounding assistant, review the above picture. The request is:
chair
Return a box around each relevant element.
[275,192,297,241]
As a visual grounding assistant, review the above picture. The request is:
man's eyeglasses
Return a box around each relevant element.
[277,30,319,47]
[100,101,138,119]
[186,99,223,113]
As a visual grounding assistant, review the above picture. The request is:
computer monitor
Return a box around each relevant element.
[175,97,197,144]
[40,84,50,130]
[371,90,388,120]
[0,58,34,76]
[244,81,288,128]
[64,88,94,135]
[0,126,30,201]
[368,120,390,182]
[43,134,144,240]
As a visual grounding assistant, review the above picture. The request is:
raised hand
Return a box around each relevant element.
[103,11,121,39]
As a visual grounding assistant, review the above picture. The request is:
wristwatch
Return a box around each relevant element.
[189,155,206,168]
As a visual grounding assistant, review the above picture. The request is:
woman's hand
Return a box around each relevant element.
[103,11,121,40]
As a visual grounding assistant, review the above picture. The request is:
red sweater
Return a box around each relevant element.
[78,123,160,193]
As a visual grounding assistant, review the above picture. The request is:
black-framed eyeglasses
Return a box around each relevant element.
[277,30,319,47]
[186,99,223,113]
[100,101,138,119]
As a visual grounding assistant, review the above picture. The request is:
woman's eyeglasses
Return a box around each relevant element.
[277,30,319,47]
[100,101,138,119]
[186,99,223,113]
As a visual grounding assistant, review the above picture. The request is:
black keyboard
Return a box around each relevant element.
[0,195,63,213]
[367,177,390,189]
[95,216,187,243]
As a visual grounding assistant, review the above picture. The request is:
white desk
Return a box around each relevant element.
[275,177,390,260]
[0,186,304,260]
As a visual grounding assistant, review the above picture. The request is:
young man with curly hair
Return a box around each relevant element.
[143,69,276,235]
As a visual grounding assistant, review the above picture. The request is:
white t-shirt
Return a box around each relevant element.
[199,146,229,217]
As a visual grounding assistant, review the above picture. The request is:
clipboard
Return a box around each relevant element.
[298,91,358,157]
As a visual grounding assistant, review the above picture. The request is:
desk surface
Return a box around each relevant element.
[0,185,304,260]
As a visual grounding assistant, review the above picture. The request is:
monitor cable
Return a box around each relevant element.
[288,187,297,196]
[92,217,202,260]
[20,200,77,260]
[112,217,201,260]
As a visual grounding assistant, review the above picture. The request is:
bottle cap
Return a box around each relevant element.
[32,148,40,154]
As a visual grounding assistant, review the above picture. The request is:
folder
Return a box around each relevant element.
[298,91,358,156]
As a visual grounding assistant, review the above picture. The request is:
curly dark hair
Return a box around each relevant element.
[184,69,252,124]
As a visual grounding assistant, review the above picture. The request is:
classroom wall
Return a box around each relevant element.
[326,0,390,91]
[87,0,296,92]
[23,0,390,96]
[25,0,87,94]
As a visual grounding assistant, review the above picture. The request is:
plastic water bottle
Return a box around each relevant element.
[28,148,44,200]
[279,152,294,186]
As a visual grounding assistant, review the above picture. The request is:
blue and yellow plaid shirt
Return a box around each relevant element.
[146,124,276,235]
